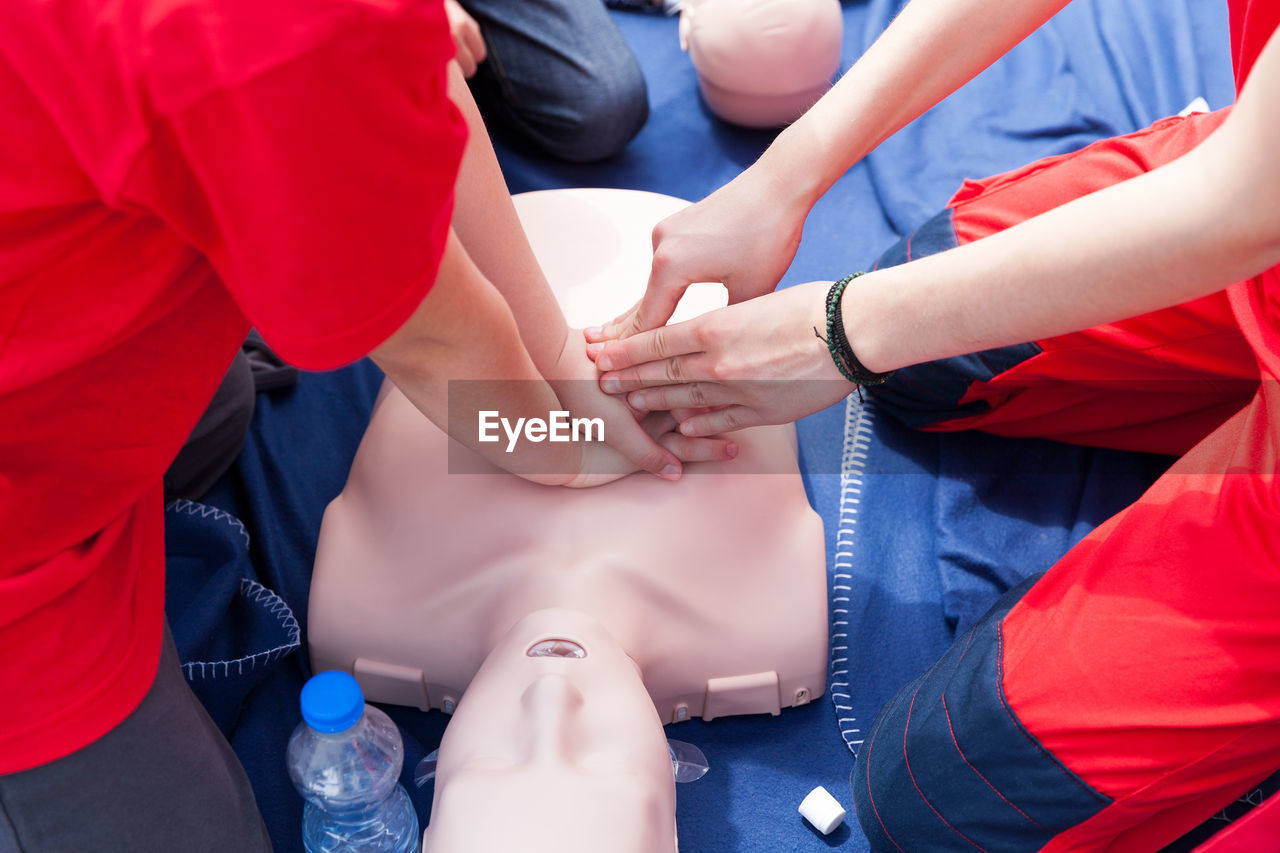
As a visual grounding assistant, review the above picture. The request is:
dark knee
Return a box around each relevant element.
[537,57,648,162]
[850,704,958,852]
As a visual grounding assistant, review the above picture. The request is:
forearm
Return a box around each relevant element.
[762,0,1071,208]
[371,230,580,482]
[846,92,1280,373]
[444,61,570,372]
[588,32,1280,437]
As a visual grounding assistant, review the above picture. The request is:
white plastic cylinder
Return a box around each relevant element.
[798,785,846,835]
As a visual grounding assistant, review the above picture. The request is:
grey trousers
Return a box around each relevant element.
[0,626,272,852]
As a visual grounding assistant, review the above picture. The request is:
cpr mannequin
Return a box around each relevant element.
[680,0,842,127]
[307,189,828,852]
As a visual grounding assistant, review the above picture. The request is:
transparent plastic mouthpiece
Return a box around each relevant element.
[415,749,439,788]
[667,740,709,783]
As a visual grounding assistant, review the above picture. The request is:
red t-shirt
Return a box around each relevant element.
[1230,0,1280,91]
[0,0,464,772]
[1228,0,1280,389]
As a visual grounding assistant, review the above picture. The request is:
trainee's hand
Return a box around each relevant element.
[584,167,811,342]
[444,0,486,78]
[557,410,728,488]
[550,329,738,484]
[586,281,853,435]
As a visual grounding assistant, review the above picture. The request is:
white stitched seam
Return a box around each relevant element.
[180,580,302,681]
[166,500,302,680]
[831,394,875,754]
[165,499,251,550]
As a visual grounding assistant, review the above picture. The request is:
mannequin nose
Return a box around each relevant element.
[522,674,586,763]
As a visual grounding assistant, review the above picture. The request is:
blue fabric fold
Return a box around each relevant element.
[164,499,301,736]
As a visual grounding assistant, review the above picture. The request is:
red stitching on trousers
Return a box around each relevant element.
[863,696,907,853]
[904,685,989,851]
[942,691,1050,830]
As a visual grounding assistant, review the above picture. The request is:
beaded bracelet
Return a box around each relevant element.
[817,273,896,387]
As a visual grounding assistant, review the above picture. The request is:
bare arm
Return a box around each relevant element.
[595,0,1072,338]
[440,62,728,477]
[444,61,569,373]
[374,230,734,483]
[847,33,1280,374]
[765,0,1072,208]
[590,29,1280,436]
[370,229,582,484]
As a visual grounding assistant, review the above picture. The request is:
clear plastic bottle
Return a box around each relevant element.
[287,671,421,853]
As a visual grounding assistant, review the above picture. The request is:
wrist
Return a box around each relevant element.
[835,274,895,376]
[818,274,894,385]
[756,126,830,210]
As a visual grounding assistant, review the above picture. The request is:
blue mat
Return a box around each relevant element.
[168,2,1232,850]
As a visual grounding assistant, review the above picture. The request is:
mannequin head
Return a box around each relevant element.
[681,0,842,127]
[424,609,676,853]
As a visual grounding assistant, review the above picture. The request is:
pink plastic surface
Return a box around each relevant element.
[680,0,842,127]
[306,189,829,852]
[310,378,828,722]
[422,609,678,853]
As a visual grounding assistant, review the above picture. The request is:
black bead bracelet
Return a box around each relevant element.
[819,273,896,387]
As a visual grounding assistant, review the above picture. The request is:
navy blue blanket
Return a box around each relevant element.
[169,2,1233,850]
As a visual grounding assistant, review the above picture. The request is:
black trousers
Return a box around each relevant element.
[0,625,272,852]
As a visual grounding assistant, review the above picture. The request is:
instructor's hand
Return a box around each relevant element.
[585,166,811,342]
[586,281,854,435]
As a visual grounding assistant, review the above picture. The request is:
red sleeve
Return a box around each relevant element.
[1229,0,1280,90]
[121,0,466,370]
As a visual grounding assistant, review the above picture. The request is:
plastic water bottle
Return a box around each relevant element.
[287,671,421,853]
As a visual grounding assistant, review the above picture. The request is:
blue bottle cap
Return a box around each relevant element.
[301,671,365,733]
